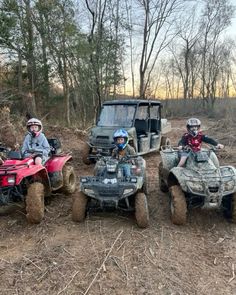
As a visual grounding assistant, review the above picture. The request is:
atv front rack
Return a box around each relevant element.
[0,163,29,174]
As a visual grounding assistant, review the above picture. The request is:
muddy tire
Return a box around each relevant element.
[72,191,88,222]
[158,162,168,192]
[82,143,92,165]
[135,192,149,228]
[160,136,171,148]
[62,164,76,194]
[170,185,187,225]
[142,172,148,195]
[26,182,45,224]
[222,193,236,223]
[231,193,236,222]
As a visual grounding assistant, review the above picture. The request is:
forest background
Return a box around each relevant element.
[0,0,236,127]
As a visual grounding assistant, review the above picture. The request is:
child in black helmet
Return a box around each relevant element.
[178,118,224,167]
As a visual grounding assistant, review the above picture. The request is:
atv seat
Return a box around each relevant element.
[8,150,22,160]
[48,138,62,155]
[134,119,148,137]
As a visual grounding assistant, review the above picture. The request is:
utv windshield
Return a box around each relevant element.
[97,105,136,127]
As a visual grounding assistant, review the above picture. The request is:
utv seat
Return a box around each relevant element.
[134,119,148,137]
[149,119,160,134]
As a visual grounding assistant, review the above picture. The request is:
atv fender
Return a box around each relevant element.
[17,166,51,196]
[167,168,188,192]
[45,155,73,190]
[45,154,72,173]
[160,150,179,171]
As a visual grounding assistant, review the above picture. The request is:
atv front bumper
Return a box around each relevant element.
[0,186,24,205]
[80,176,138,210]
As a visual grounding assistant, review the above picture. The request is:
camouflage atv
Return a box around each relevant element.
[72,155,149,228]
[159,146,236,225]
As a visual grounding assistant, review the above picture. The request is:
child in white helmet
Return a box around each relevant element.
[22,118,50,165]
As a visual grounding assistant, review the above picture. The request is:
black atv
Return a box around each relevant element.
[72,155,149,228]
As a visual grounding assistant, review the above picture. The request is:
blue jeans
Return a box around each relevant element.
[119,164,131,177]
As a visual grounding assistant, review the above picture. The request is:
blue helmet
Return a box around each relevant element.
[113,129,129,150]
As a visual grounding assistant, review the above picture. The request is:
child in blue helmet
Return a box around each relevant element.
[112,129,136,177]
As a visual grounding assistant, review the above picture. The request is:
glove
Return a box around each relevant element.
[216,144,224,149]
[31,131,37,138]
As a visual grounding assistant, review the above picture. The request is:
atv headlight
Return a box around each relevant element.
[130,177,137,183]
[81,177,87,183]
[123,188,133,195]
[7,176,15,186]
[187,181,204,192]
[84,188,95,196]
[224,180,235,191]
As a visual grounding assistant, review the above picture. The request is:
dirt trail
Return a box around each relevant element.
[0,117,236,295]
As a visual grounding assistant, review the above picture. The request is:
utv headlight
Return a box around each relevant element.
[187,181,204,192]
[224,180,235,191]
[81,178,87,183]
[123,188,133,195]
[106,163,117,172]
[84,188,95,196]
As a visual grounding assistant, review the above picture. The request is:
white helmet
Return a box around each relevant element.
[27,118,43,136]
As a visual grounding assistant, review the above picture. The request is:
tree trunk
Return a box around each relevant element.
[18,48,22,93]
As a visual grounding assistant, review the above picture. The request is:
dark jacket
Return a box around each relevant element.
[112,144,136,159]
[178,131,218,152]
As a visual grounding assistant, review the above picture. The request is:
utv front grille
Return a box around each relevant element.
[93,136,111,148]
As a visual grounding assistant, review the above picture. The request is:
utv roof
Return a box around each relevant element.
[102,99,162,106]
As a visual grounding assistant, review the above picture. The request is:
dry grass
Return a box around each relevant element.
[0,108,236,294]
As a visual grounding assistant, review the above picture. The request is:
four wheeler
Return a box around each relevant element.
[72,155,149,228]
[0,138,76,223]
[82,99,171,164]
[159,146,236,225]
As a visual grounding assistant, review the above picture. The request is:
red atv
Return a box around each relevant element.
[0,139,76,223]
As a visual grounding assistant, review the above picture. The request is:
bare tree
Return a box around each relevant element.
[136,0,183,99]
[125,0,135,98]
[169,7,201,99]
[199,0,235,107]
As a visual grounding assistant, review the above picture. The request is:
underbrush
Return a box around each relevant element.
[161,98,236,126]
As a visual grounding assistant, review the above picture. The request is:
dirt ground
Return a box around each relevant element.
[0,117,236,295]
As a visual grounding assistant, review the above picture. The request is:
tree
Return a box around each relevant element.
[199,0,235,107]
[136,0,183,99]
[169,6,201,99]
[84,0,123,114]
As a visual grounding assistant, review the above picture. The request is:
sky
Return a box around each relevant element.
[227,15,236,39]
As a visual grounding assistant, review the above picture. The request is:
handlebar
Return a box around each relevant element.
[95,154,138,163]
[161,145,223,153]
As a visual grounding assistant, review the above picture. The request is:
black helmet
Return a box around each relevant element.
[186,118,201,137]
